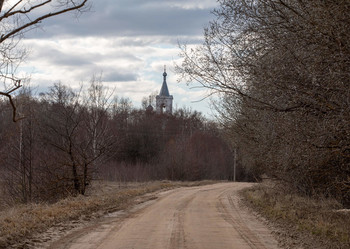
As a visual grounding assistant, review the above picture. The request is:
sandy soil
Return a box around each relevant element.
[46,182,279,249]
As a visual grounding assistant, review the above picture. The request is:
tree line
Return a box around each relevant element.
[177,0,350,207]
[0,79,240,204]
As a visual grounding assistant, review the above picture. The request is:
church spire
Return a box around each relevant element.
[156,66,173,114]
[159,65,170,96]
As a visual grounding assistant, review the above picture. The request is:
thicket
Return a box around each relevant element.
[0,80,238,205]
[178,0,350,206]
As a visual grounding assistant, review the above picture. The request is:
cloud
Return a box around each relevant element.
[27,0,215,39]
[17,0,218,116]
[103,71,138,82]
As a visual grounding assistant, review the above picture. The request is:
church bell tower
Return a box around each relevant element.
[156,66,173,114]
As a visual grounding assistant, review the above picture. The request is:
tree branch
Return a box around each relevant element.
[0,79,24,122]
[0,0,89,44]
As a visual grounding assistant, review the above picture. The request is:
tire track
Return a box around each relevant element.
[217,189,268,249]
[169,192,196,249]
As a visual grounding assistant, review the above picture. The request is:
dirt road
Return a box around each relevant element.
[51,182,279,249]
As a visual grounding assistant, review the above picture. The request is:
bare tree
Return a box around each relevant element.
[40,80,116,195]
[40,83,85,195]
[177,0,350,205]
[0,87,42,203]
[80,76,116,187]
[0,0,90,121]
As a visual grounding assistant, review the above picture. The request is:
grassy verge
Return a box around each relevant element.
[0,180,215,249]
[241,183,350,249]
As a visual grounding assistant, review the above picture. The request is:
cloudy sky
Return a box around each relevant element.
[18,0,219,115]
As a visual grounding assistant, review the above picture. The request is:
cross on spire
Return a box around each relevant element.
[160,65,169,96]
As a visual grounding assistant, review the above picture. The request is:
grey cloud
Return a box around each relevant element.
[112,81,153,93]
[29,43,139,67]
[53,55,93,66]
[31,46,94,66]
[109,50,143,61]
[112,38,156,47]
[26,0,215,40]
[103,71,138,82]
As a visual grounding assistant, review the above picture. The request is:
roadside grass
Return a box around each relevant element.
[0,182,4,211]
[242,183,350,249]
[0,180,215,249]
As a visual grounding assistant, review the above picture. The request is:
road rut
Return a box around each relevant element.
[52,182,279,249]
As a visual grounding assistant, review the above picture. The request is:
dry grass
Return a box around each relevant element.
[0,178,10,211]
[242,183,350,249]
[0,180,216,249]
[0,182,4,211]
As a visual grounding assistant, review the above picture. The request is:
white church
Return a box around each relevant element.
[147,67,173,115]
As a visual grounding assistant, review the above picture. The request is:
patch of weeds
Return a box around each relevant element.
[241,184,350,249]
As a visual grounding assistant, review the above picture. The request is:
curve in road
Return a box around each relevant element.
[55,182,279,249]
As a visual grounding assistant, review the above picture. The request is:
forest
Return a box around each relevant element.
[0,80,239,204]
[178,0,350,207]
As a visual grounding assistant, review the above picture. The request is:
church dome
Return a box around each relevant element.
[146,104,154,112]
